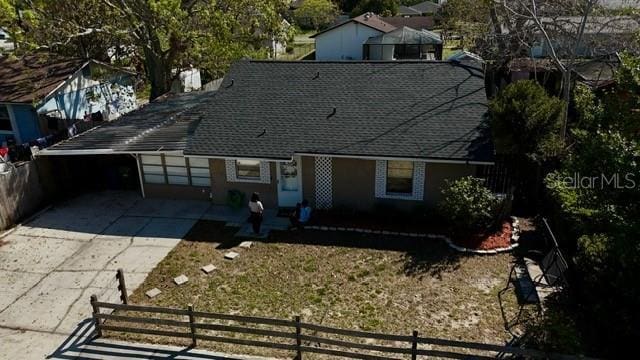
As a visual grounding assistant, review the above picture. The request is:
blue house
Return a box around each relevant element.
[0,54,137,147]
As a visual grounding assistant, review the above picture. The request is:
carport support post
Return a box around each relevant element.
[90,295,102,337]
[116,268,128,304]
[295,315,302,360]
[411,330,418,360]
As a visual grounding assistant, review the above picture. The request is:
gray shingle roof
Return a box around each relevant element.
[184,60,492,163]
[43,91,212,153]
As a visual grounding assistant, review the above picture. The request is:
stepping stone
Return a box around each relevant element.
[201,264,217,274]
[224,251,240,260]
[145,288,161,298]
[173,275,189,285]
[239,241,253,249]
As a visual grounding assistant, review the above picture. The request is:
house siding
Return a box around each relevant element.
[37,63,137,121]
[315,22,384,60]
[301,156,316,206]
[331,157,478,211]
[143,183,211,200]
[209,159,279,208]
[0,103,41,145]
[139,155,479,212]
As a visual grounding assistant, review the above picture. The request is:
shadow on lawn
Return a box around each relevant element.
[185,220,467,278]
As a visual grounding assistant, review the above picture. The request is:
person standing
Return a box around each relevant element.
[248,192,264,234]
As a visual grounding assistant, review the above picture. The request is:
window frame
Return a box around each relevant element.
[225,159,271,184]
[385,160,415,195]
[140,154,211,187]
[235,159,262,180]
[374,160,425,201]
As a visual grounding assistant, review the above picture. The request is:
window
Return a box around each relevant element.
[189,158,211,187]
[164,155,189,185]
[236,160,261,179]
[140,155,211,187]
[375,160,425,201]
[225,159,271,184]
[141,155,165,184]
[386,160,414,194]
[0,106,12,132]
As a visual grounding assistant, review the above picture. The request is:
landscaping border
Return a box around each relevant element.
[301,217,521,255]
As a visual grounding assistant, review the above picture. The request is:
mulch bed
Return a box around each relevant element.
[451,221,513,250]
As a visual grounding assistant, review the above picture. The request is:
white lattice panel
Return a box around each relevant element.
[375,160,425,201]
[225,159,271,184]
[315,157,333,209]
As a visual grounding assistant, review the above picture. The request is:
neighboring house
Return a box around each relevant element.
[527,16,640,58]
[0,54,137,146]
[312,13,441,60]
[508,54,621,90]
[41,60,493,212]
[363,27,443,60]
[382,16,435,31]
[312,13,395,60]
[398,1,441,16]
[0,28,14,53]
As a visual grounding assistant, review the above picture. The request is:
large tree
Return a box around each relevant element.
[2,0,291,100]
[293,0,339,31]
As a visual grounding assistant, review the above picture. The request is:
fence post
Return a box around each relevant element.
[411,330,418,360]
[90,294,102,337]
[188,304,197,347]
[116,268,128,304]
[295,315,302,360]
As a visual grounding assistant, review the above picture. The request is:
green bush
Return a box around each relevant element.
[226,190,246,210]
[439,176,499,236]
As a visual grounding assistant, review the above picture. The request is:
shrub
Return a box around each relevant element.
[226,190,246,210]
[439,176,499,236]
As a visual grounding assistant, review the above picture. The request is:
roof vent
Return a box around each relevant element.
[327,107,337,119]
[364,12,372,20]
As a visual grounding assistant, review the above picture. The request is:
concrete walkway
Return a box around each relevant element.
[0,191,216,359]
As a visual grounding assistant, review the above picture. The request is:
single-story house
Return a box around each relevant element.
[0,54,137,146]
[41,60,493,212]
[312,13,442,60]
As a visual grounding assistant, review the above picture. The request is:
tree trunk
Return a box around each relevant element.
[144,49,172,101]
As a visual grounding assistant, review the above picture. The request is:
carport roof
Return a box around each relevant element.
[40,91,213,155]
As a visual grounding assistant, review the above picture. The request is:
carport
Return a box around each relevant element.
[39,91,214,200]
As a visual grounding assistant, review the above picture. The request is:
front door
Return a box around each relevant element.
[277,156,303,207]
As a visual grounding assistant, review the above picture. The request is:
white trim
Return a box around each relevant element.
[225,159,271,184]
[375,160,425,201]
[133,154,146,198]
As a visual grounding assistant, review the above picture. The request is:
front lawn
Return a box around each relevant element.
[111,221,523,358]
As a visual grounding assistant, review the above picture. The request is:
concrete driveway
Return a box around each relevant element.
[0,191,210,359]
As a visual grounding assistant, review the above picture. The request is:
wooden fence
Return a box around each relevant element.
[90,293,590,360]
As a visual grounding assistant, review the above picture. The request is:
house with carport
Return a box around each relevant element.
[40,60,493,212]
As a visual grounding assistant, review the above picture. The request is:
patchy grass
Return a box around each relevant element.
[110,221,524,358]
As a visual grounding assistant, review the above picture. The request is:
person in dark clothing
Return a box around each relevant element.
[248,192,264,234]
